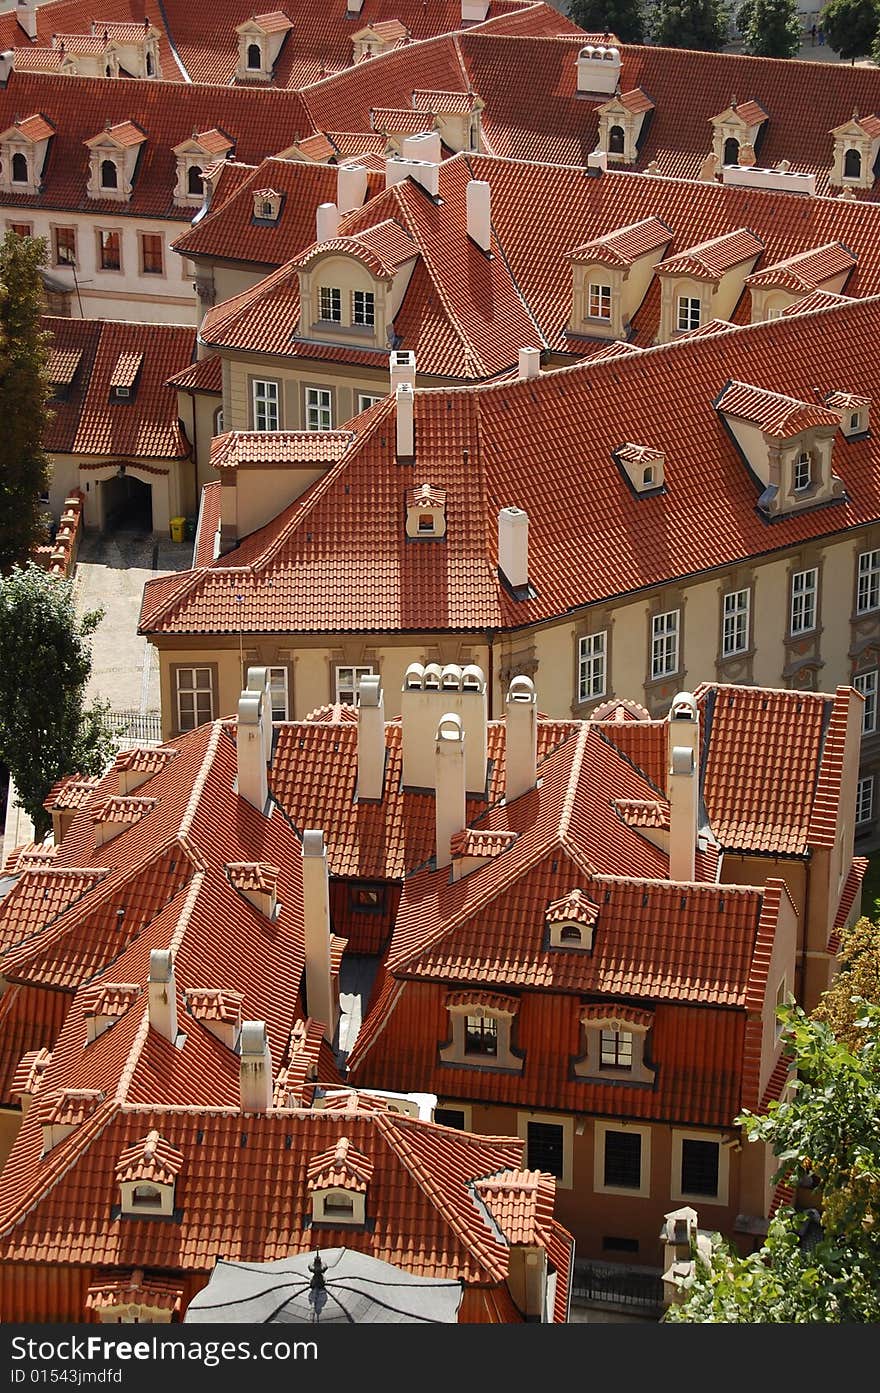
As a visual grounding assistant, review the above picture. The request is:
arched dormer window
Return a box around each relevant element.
[187,165,203,197]
[574,1007,656,1084]
[642,465,654,487]
[559,925,584,944]
[440,991,524,1071]
[247,42,262,70]
[116,1129,182,1219]
[608,124,625,155]
[132,1183,163,1207]
[146,52,154,77]
[546,889,598,950]
[307,1137,372,1226]
[844,148,862,180]
[11,151,28,183]
[100,159,118,191]
[723,136,739,166]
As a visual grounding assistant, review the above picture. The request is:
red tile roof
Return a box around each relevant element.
[745,242,856,292]
[115,1127,183,1183]
[210,429,353,470]
[715,380,842,437]
[655,227,763,281]
[166,354,223,395]
[568,216,671,266]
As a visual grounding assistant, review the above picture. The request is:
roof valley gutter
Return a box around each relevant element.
[155,0,192,83]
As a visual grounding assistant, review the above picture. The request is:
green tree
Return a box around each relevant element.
[666,1003,880,1322]
[0,564,115,837]
[0,232,52,575]
[741,0,802,55]
[813,917,880,1048]
[820,0,880,60]
[568,0,645,43]
[652,0,730,49]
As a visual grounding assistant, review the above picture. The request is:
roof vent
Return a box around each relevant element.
[722,165,816,196]
[316,201,340,242]
[519,347,540,380]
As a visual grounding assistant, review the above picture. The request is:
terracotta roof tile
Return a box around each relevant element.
[210,429,354,470]
[79,983,141,1020]
[474,1169,555,1246]
[113,747,179,778]
[36,1087,105,1127]
[715,379,841,437]
[567,216,671,266]
[307,1134,374,1191]
[656,227,763,281]
[614,798,669,830]
[10,1046,53,1103]
[745,242,856,292]
[167,354,223,395]
[782,289,855,315]
[184,987,244,1023]
[86,1273,183,1315]
[115,1128,183,1183]
[44,775,101,811]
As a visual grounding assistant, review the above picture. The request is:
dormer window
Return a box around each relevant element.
[830,112,880,189]
[613,442,665,495]
[545,889,598,950]
[587,283,612,321]
[252,188,282,222]
[319,286,342,322]
[247,42,261,69]
[844,148,862,180]
[116,1129,182,1219]
[609,125,625,155]
[307,1136,372,1226]
[677,295,701,332]
[794,450,812,492]
[723,136,740,165]
[235,14,292,83]
[594,89,655,165]
[85,121,146,203]
[0,115,54,196]
[440,992,523,1071]
[11,151,28,183]
[826,391,871,437]
[574,1007,656,1084]
[100,159,118,191]
[406,484,446,538]
[187,165,203,196]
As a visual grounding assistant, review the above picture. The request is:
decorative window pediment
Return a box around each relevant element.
[84,121,146,202]
[172,129,233,207]
[0,113,54,195]
[440,991,523,1071]
[307,1136,372,1225]
[545,889,598,950]
[595,89,654,165]
[830,112,880,189]
[252,187,283,222]
[406,483,447,539]
[573,1005,656,1084]
[351,21,409,62]
[235,12,292,82]
[116,1129,183,1218]
[613,442,665,495]
[709,98,768,167]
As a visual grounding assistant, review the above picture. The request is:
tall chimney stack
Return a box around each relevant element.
[498,507,529,590]
[667,692,700,882]
[316,202,340,243]
[435,714,466,870]
[357,674,386,800]
[237,668,270,811]
[390,349,416,391]
[336,162,368,214]
[519,347,540,380]
[396,381,415,458]
[466,179,491,252]
[505,675,537,803]
[16,0,38,41]
[239,1020,273,1113]
[302,830,336,1043]
[147,949,178,1043]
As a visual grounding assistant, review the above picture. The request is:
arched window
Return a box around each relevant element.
[260,200,273,218]
[11,151,28,184]
[723,136,740,166]
[105,64,113,78]
[642,466,654,487]
[608,124,625,155]
[132,1184,162,1207]
[247,42,262,70]
[187,165,203,197]
[844,148,862,180]
[559,925,583,944]
[213,408,224,435]
[100,159,118,190]
[323,1191,355,1217]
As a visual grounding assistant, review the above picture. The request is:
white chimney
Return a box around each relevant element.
[505,675,537,803]
[239,1020,273,1113]
[386,156,440,198]
[16,0,38,42]
[246,665,273,762]
[402,663,487,792]
[519,347,540,380]
[587,149,608,174]
[498,507,529,590]
[0,51,14,85]
[402,130,442,166]
[466,179,491,252]
[316,201,340,243]
[357,673,386,800]
[147,949,178,1043]
[346,0,365,15]
[337,162,368,214]
[461,0,490,20]
[302,829,335,1043]
[390,349,416,391]
[435,714,466,870]
[668,692,700,882]
[396,381,414,458]
[237,668,270,811]
[576,43,621,96]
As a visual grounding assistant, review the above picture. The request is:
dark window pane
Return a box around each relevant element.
[527,1122,564,1177]
[603,1130,641,1188]
[681,1139,719,1197]
[433,1108,465,1130]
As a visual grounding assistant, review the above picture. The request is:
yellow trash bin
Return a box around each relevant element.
[169,516,186,543]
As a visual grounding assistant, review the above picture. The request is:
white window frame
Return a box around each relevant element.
[175,667,214,733]
[856,775,874,826]
[252,379,279,432]
[335,664,375,705]
[352,289,375,326]
[793,450,811,493]
[99,157,120,192]
[721,588,750,658]
[593,1120,651,1199]
[577,631,607,703]
[857,550,880,615]
[517,1112,573,1190]
[676,295,701,332]
[599,1027,633,1070]
[651,609,680,679]
[306,386,333,432]
[268,666,289,722]
[671,1130,730,1207]
[854,670,878,735]
[357,393,384,413]
[319,286,342,323]
[790,568,817,635]
[213,407,224,435]
[587,283,612,321]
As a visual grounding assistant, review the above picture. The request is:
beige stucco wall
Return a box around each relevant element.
[223,350,391,434]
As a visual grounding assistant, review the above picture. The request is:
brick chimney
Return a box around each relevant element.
[498,507,529,590]
[316,201,340,242]
[147,949,178,1043]
[239,1020,273,1113]
[357,673,386,800]
[505,675,537,803]
[519,347,540,380]
[237,667,271,812]
[667,692,700,882]
[435,714,466,870]
[302,830,336,1043]
[396,381,415,458]
[466,179,491,252]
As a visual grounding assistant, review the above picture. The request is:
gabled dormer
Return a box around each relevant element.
[351,20,409,62]
[715,380,845,520]
[406,483,446,539]
[545,889,598,951]
[47,347,83,403]
[252,187,283,222]
[0,113,53,195]
[709,97,768,168]
[573,1004,656,1084]
[412,89,484,153]
[826,390,871,439]
[184,987,244,1050]
[613,442,665,496]
[37,1088,104,1154]
[655,228,763,343]
[81,983,140,1043]
[114,745,178,794]
[293,221,418,347]
[595,88,654,165]
[109,351,143,403]
[745,242,856,322]
[235,11,292,83]
[84,120,147,202]
[830,111,880,189]
[10,1046,52,1118]
[91,794,155,846]
[172,129,234,207]
[307,1135,373,1225]
[225,861,279,917]
[49,33,120,79]
[565,217,670,341]
[92,19,163,79]
[115,1129,183,1218]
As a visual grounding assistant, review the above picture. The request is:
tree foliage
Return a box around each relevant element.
[813,917,880,1048]
[0,564,115,836]
[568,0,645,43]
[652,0,730,49]
[0,232,52,575]
[741,0,802,55]
[820,0,880,60]
[666,1001,880,1322]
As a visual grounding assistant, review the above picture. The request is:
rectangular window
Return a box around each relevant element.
[140,232,163,275]
[175,667,214,733]
[794,451,811,492]
[9,222,32,237]
[587,283,611,320]
[680,1139,720,1198]
[790,568,817,635]
[856,775,874,826]
[602,1236,639,1254]
[267,666,289,722]
[651,609,679,679]
[350,884,386,911]
[53,226,77,267]
[721,588,750,658]
[306,387,333,432]
[357,393,384,412]
[577,631,606,703]
[526,1122,564,1178]
[600,1028,633,1070]
[98,229,121,271]
[352,289,375,326]
[857,550,880,614]
[335,664,375,705]
[319,286,341,322]
[603,1130,642,1190]
[433,1108,466,1130]
[855,670,878,735]
[464,1015,497,1056]
[677,296,701,332]
[252,379,279,432]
